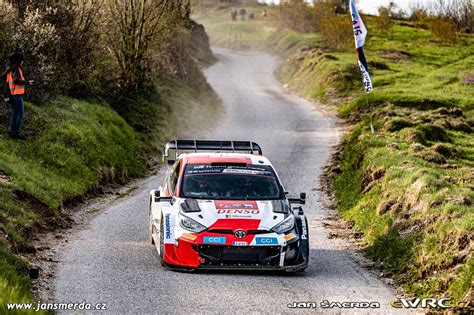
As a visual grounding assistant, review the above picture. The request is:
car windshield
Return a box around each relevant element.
[181,164,283,200]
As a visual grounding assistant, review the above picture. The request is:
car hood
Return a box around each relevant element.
[180,199,289,231]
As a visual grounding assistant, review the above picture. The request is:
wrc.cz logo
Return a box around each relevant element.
[390,297,472,310]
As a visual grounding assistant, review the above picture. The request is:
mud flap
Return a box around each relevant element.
[293,209,310,265]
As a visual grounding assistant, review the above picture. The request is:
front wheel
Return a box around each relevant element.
[149,213,155,245]
[286,266,308,274]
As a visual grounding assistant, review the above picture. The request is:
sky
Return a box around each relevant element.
[356,0,428,15]
[257,0,434,15]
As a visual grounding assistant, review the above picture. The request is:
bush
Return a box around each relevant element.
[320,14,352,52]
[429,0,473,33]
[376,7,393,33]
[0,1,195,101]
[0,2,103,102]
[11,7,60,101]
[428,17,457,43]
[0,2,16,64]
[411,0,473,34]
[278,0,317,33]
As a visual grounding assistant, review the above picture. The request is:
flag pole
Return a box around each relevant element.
[365,92,375,133]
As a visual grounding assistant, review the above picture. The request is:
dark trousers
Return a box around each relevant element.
[10,95,24,137]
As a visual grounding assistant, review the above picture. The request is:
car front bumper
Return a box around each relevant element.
[163,233,308,271]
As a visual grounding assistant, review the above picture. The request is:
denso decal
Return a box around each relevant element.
[165,213,171,240]
[203,236,226,244]
[255,237,278,245]
[217,209,260,215]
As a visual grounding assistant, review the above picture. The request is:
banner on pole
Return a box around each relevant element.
[349,0,373,93]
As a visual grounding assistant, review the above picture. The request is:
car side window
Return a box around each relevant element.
[169,161,180,196]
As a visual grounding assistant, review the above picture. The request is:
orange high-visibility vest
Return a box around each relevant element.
[6,68,25,95]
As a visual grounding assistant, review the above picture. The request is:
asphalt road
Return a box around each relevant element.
[51,48,401,314]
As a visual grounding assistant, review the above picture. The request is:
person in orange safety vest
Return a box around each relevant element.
[2,52,33,140]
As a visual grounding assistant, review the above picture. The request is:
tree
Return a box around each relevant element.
[105,0,191,90]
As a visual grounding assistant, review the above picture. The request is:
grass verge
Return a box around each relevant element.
[196,7,473,301]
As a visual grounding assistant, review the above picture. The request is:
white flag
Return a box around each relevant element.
[349,0,372,93]
[349,0,367,49]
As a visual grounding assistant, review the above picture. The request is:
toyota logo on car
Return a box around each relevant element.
[234,229,246,238]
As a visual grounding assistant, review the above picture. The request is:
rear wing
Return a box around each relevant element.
[163,140,263,163]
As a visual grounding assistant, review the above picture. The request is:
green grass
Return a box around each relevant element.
[0,97,146,313]
[197,6,474,301]
[0,77,221,312]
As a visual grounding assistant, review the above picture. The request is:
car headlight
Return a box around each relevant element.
[271,215,295,234]
[179,214,207,233]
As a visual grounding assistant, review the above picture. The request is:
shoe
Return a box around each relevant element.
[9,134,18,139]
[15,135,27,140]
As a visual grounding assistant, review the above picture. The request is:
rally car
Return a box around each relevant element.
[149,140,309,272]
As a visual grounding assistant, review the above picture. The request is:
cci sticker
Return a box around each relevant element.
[203,236,226,244]
[255,237,278,245]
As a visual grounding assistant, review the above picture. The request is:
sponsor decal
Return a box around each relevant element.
[203,236,226,244]
[226,214,252,219]
[180,233,197,241]
[255,237,278,245]
[300,215,307,240]
[217,209,259,215]
[222,169,264,175]
[284,233,297,241]
[220,203,255,209]
[185,165,274,177]
[164,213,171,240]
[232,241,248,246]
[215,200,257,209]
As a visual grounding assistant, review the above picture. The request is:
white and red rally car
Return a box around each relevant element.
[149,140,309,272]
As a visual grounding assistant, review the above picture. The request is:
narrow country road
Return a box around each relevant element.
[49,48,401,313]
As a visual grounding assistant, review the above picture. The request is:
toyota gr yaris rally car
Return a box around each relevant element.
[149,140,309,272]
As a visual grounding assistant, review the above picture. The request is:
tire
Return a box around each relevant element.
[285,265,308,274]
[149,213,155,245]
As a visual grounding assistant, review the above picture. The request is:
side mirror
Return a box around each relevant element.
[287,192,306,205]
[300,192,306,205]
[154,190,173,203]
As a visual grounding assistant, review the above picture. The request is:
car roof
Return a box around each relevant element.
[179,153,273,166]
